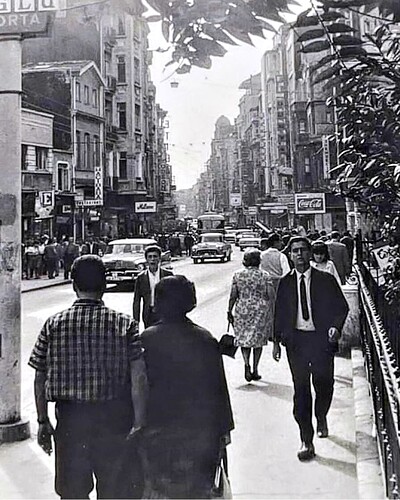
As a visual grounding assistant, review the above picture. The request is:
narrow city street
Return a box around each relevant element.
[6,246,361,499]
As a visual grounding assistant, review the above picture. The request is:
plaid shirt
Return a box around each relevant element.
[28,299,140,402]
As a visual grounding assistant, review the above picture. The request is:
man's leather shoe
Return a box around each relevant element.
[317,419,329,438]
[297,442,315,461]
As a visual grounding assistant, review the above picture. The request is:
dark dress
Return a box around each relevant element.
[139,319,234,499]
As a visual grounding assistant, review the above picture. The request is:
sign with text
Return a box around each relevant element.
[0,0,58,35]
[135,201,156,213]
[295,193,326,215]
[39,190,54,207]
[94,165,103,205]
[76,199,102,207]
[229,193,242,207]
[322,135,330,179]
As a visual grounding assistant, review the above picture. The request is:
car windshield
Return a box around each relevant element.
[105,243,146,255]
[201,235,223,243]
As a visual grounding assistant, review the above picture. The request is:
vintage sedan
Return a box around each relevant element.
[192,233,232,264]
[102,238,171,284]
[239,236,261,251]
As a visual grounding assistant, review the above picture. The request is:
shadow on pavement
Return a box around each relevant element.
[236,381,293,402]
[328,434,357,455]
[314,454,357,478]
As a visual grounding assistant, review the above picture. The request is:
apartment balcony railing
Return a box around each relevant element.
[22,170,52,191]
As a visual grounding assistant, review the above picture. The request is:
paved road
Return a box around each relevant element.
[16,247,359,499]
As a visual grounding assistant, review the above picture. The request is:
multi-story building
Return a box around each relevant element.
[22,3,175,238]
[22,60,105,240]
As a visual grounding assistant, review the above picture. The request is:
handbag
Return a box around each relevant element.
[219,323,238,359]
[211,455,232,499]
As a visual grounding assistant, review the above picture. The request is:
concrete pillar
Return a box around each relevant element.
[0,36,30,443]
[340,283,361,353]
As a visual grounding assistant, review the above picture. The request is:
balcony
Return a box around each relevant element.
[22,170,52,191]
[106,75,117,93]
[105,124,119,142]
[104,27,117,46]
[118,179,147,194]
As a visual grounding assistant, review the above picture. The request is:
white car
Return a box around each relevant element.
[239,236,261,251]
[102,238,171,284]
[192,233,232,263]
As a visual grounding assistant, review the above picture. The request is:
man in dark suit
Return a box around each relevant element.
[273,236,349,461]
[133,245,173,328]
[327,231,351,285]
[81,233,101,256]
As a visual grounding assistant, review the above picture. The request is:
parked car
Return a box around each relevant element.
[192,233,232,264]
[239,236,261,251]
[102,238,171,284]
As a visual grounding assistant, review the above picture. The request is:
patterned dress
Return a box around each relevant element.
[230,267,273,348]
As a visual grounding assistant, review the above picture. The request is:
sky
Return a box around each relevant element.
[147,1,311,190]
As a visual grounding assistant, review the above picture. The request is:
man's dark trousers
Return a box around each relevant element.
[54,398,143,499]
[285,331,334,443]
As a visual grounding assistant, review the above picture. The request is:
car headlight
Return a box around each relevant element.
[216,245,224,250]
[137,263,145,271]
[192,246,198,252]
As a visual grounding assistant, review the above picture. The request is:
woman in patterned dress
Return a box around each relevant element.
[228,248,273,382]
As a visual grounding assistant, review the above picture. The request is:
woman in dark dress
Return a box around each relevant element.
[139,275,234,499]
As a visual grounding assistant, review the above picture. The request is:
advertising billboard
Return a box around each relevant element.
[294,193,326,214]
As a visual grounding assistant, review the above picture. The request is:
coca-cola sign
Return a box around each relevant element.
[295,193,326,214]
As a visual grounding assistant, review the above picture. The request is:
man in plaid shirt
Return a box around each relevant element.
[29,255,147,499]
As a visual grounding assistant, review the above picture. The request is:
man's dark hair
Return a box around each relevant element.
[287,236,312,252]
[267,233,281,248]
[155,275,196,315]
[144,245,162,258]
[330,231,340,240]
[71,255,106,292]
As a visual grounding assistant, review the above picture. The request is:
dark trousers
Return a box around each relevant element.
[54,399,143,499]
[144,306,159,328]
[285,331,335,443]
[47,258,57,279]
[63,256,75,279]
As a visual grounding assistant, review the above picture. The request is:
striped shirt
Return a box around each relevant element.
[28,299,140,402]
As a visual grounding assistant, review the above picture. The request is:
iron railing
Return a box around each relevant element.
[355,234,400,498]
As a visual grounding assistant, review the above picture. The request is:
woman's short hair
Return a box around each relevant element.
[145,245,162,258]
[311,241,330,262]
[243,248,261,267]
[71,255,106,292]
[155,275,197,315]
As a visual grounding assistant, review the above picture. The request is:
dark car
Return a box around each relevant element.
[192,233,232,264]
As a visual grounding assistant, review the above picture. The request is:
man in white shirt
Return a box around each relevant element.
[133,245,173,328]
[260,233,290,286]
[272,237,349,462]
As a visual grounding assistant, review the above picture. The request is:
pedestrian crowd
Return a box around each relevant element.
[28,225,353,498]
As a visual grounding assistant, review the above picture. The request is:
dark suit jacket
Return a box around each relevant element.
[81,242,101,255]
[133,268,173,325]
[274,267,349,350]
[327,241,351,284]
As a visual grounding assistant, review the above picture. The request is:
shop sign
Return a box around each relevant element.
[0,0,59,36]
[295,193,326,214]
[62,205,71,213]
[135,201,156,213]
[248,206,258,215]
[39,190,54,207]
[94,165,103,205]
[76,199,102,207]
[230,193,242,207]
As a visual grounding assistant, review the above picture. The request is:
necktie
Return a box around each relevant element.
[300,274,309,321]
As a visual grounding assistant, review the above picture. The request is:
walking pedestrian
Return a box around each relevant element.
[310,240,341,286]
[44,237,58,279]
[327,231,351,285]
[228,248,273,382]
[28,255,146,499]
[138,275,234,499]
[81,233,101,255]
[133,245,173,328]
[272,237,349,461]
[260,233,291,291]
[63,236,80,280]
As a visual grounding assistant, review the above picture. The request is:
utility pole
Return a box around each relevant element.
[0,35,30,443]
[0,1,58,443]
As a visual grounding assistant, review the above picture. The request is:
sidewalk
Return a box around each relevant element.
[0,348,383,499]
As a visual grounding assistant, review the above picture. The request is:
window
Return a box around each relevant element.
[119,152,127,179]
[84,85,90,104]
[21,145,28,169]
[117,102,126,130]
[105,99,112,127]
[299,120,306,134]
[135,104,141,130]
[117,16,125,35]
[92,89,98,108]
[93,135,100,166]
[134,57,140,83]
[117,56,126,83]
[36,147,47,170]
[76,81,81,102]
[57,162,69,191]
[84,133,91,169]
[326,110,332,123]
[304,157,310,174]
[76,131,81,168]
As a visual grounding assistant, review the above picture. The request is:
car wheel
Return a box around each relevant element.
[193,259,198,264]
[240,248,244,252]
[200,259,204,264]
[220,257,225,263]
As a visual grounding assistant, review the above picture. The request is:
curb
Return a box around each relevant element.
[352,347,384,499]
[21,279,72,294]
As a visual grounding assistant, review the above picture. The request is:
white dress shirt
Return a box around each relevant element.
[148,267,161,307]
[294,267,316,331]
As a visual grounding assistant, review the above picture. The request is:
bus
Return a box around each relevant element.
[197,213,225,234]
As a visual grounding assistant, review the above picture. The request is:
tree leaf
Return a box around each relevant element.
[222,24,254,45]
[327,23,356,34]
[162,20,170,42]
[310,53,336,74]
[190,36,227,57]
[145,15,163,22]
[191,54,213,69]
[312,63,342,85]
[294,13,320,28]
[333,35,364,46]
[297,29,325,43]
[176,64,191,74]
[301,40,331,53]
[339,46,368,58]
[202,24,238,45]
